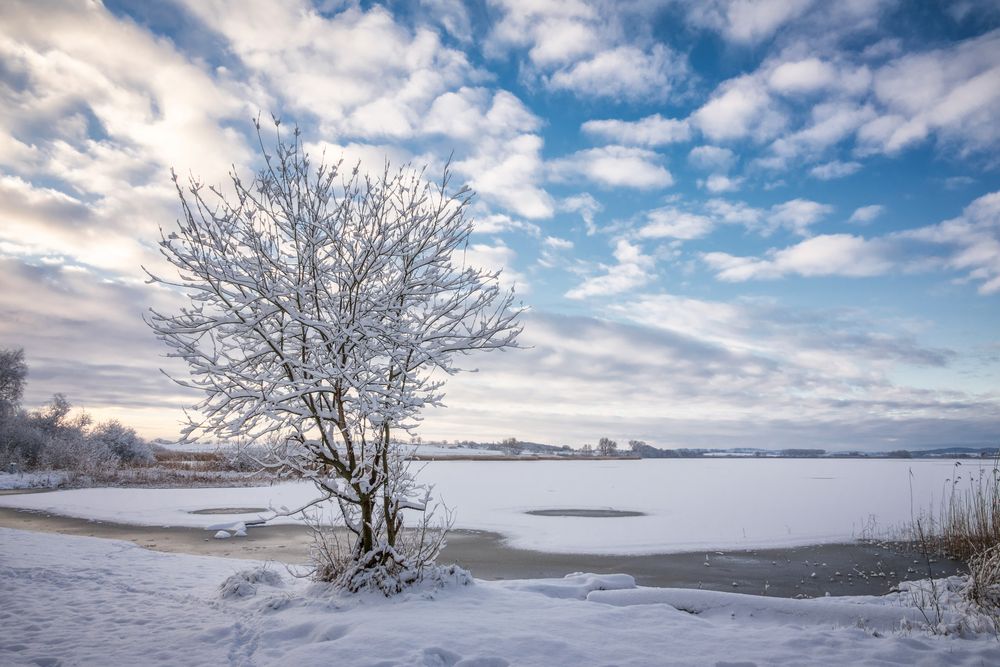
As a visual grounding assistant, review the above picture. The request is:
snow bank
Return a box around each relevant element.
[0,459,981,554]
[0,471,64,490]
[1,527,998,666]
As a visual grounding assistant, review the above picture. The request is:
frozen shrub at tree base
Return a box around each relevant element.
[146,117,522,594]
[89,419,154,464]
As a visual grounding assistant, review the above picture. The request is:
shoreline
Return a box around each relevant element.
[0,505,964,598]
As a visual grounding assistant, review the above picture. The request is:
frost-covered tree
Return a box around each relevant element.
[146,118,521,592]
[89,419,154,464]
[0,347,27,417]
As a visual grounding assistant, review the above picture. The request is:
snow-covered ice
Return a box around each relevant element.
[1,527,998,666]
[0,458,982,554]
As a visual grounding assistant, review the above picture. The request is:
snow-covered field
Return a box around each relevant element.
[1,527,997,666]
[0,459,979,554]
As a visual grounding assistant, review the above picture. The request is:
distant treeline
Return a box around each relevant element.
[425,438,999,460]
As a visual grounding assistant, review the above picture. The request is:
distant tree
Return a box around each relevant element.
[0,347,27,417]
[500,437,523,455]
[886,449,912,459]
[597,437,618,456]
[628,439,646,453]
[580,444,594,456]
[147,118,522,593]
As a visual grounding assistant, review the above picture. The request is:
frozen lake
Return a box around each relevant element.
[0,458,985,555]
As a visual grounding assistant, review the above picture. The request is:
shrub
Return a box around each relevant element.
[89,419,154,464]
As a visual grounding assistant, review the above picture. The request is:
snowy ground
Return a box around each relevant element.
[0,459,982,554]
[0,471,65,490]
[1,527,997,666]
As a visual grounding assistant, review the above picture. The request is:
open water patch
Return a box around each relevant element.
[188,507,269,515]
[526,509,645,518]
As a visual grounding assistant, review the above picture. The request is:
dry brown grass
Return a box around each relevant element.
[930,459,1000,560]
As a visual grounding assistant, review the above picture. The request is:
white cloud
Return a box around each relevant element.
[703,234,893,281]
[897,190,1000,294]
[705,199,764,226]
[637,208,715,241]
[692,74,786,142]
[810,160,862,180]
[565,238,654,299]
[485,0,600,65]
[419,0,473,42]
[560,193,603,235]
[768,57,838,93]
[767,199,834,235]
[486,1,685,101]
[701,174,743,193]
[179,1,471,141]
[582,114,690,147]
[685,0,815,44]
[688,146,736,171]
[702,191,1000,294]
[424,88,540,141]
[848,204,885,224]
[0,0,251,277]
[473,212,542,237]
[544,236,574,250]
[424,88,554,219]
[769,102,876,161]
[860,29,1000,156]
[461,241,529,293]
[547,45,683,101]
[549,146,674,189]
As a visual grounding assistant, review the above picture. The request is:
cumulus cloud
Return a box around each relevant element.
[565,238,654,299]
[548,146,674,189]
[547,44,684,101]
[688,146,737,171]
[848,204,885,224]
[424,88,554,218]
[704,234,893,281]
[582,114,690,147]
[810,160,863,180]
[897,190,1000,294]
[692,74,786,142]
[485,1,686,100]
[636,208,714,241]
[684,0,815,44]
[766,198,834,235]
[701,190,1000,292]
[860,29,1000,156]
[700,174,743,193]
[768,57,839,93]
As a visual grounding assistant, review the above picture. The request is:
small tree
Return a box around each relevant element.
[499,437,523,455]
[628,439,646,453]
[597,437,618,457]
[147,118,521,592]
[580,444,594,456]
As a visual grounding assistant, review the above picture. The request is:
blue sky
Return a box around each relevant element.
[1,0,998,450]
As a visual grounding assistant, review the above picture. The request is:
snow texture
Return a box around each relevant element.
[2,527,999,666]
[0,458,982,554]
[0,471,64,490]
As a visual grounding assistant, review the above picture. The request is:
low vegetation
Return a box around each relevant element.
[906,459,1000,631]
